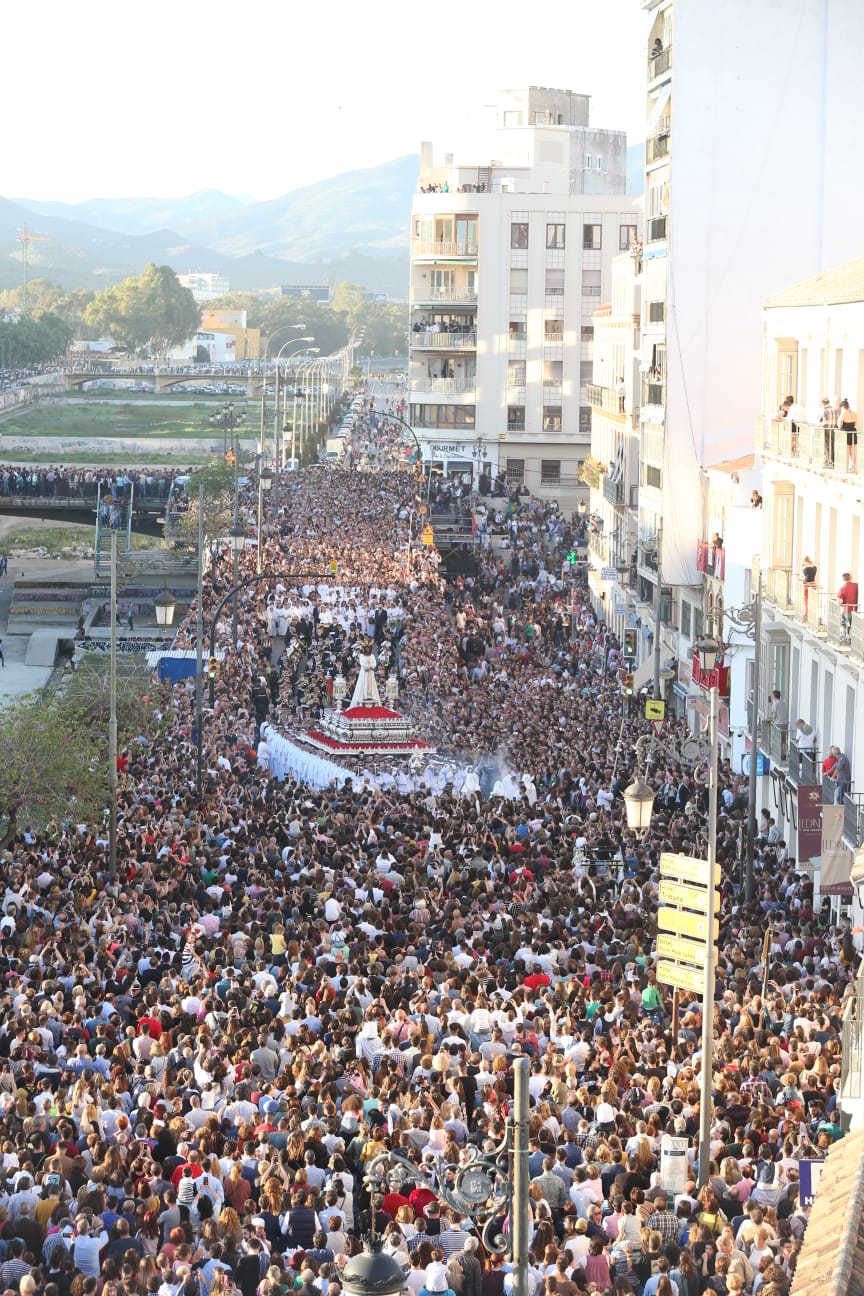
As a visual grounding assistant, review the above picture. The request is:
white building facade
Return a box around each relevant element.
[637,0,864,715]
[408,87,635,506]
[753,259,864,917]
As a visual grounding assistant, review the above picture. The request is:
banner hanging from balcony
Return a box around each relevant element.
[820,804,853,896]
[797,785,823,866]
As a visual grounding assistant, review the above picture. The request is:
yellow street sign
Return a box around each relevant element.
[645,699,666,720]
[658,907,720,943]
[656,960,705,994]
[658,879,719,913]
[660,853,722,888]
[657,932,710,966]
[421,524,435,547]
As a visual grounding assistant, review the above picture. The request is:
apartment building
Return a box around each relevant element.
[637,0,864,713]
[408,87,634,504]
[752,258,864,914]
[585,251,641,645]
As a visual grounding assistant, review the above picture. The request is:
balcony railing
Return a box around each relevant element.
[586,382,628,417]
[411,331,477,349]
[543,381,562,400]
[757,416,858,472]
[647,215,667,242]
[415,239,479,258]
[641,378,665,407]
[646,132,670,163]
[826,598,852,649]
[765,566,792,610]
[788,739,821,787]
[413,289,478,305]
[841,963,864,1104]
[649,45,672,79]
[410,378,475,394]
[602,474,624,506]
[843,793,864,849]
[759,718,788,766]
[507,420,525,432]
[789,579,828,630]
[851,611,864,660]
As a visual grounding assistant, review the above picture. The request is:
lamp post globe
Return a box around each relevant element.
[153,588,177,628]
[340,1240,406,1296]
[623,778,655,834]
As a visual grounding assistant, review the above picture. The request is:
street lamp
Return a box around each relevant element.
[256,467,274,574]
[340,1243,405,1296]
[273,339,316,469]
[622,778,656,833]
[228,524,246,646]
[153,587,177,628]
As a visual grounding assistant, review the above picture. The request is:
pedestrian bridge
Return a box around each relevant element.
[63,369,268,395]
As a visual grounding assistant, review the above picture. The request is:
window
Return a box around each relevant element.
[579,361,593,386]
[503,111,523,127]
[584,155,593,169]
[680,602,692,639]
[509,320,526,338]
[541,460,561,485]
[510,222,529,249]
[508,362,526,388]
[582,269,601,297]
[580,406,592,435]
[533,111,548,125]
[507,405,525,431]
[546,223,566,249]
[648,300,665,323]
[581,325,594,342]
[644,463,662,489]
[545,320,563,339]
[542,409,562,433]
[596,156,603,171]
[506,459,525,485]
[619,223,638,250]
[583,224,602,250]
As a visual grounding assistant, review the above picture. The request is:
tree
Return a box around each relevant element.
[83,263,200,358]
[0,312,74,368]
[172,454,246,561]
[0,694,102,846]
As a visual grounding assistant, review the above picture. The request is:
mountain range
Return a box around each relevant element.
[4,146,644,300]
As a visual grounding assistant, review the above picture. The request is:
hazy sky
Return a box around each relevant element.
[9,0,648,203]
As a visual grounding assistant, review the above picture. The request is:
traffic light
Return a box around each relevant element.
[624,672,635,696]
[207,657,219,681]
[623,628,637,660]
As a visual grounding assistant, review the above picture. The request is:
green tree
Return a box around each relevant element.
[0,312,73,368]
[172,455,244,560]
[83,263,200,358]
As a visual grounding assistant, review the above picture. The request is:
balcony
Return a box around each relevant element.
[413,289,478,306]
[602,473,625,506]
[410,378,475,395]
[826,598,852,650]
[851,611,864,660]
[411,331,477,350]
[696,541,725,581]
[791,580,828,632]
[507,420,525,432]
[788,739,821,787]
[414,239,479,259]
[691,650,730,697]
[507,385,526,403]
[646,131,670,164]
[543,381,563,401]
[759,718,788,766]
[543,341,564,361]
[765,566,792,610]
[844,793,864,850]
[649,45,673,79]
[641,378,665,407]
[586,382,628,417]
[647,215,667,242]
[757,416,852,473]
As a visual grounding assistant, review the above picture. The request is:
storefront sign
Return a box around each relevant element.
[797,784,824,867]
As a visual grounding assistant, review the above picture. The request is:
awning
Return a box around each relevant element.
[646,84,672,136]
[634,655,656,688]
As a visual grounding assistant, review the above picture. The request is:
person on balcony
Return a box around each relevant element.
[768,690,789,759]
[801,556,816,615]
[819,397,837,467]
[837,571,859,640]
[794,719,817,751]
[839,399,858,471]
[833,748,852,805]
[651,37,663,57]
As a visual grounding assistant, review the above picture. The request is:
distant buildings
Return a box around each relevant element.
[281,285,331,303]
[408,86,635,501]
[177,272,230,303]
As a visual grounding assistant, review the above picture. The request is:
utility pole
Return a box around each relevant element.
[195,481,204,802]
[108,528,118,881]
[745,557,762,903]
[653,518,663,698]
[511,1057,530,1296]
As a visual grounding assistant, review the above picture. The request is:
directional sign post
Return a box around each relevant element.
[658,908,719,943]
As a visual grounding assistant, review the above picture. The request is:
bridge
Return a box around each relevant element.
[0,491,169,541]
[63,368,269,395]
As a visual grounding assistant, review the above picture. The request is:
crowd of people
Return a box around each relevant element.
[0,468,186,501]
[0,388,849,1296]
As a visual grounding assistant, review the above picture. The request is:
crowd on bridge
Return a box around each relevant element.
[0,468,188,501]
[0,402,851,1296]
